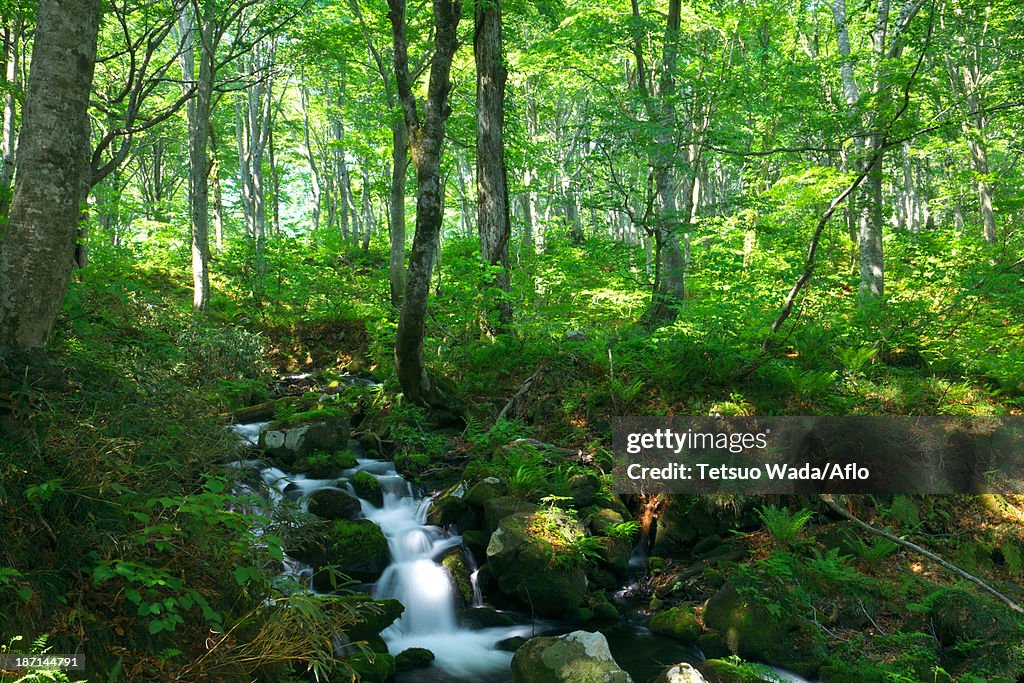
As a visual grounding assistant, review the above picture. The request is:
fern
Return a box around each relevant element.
[757,505,813,546]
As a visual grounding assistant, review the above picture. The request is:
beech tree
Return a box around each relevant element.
[475,0,512,328]
[0,0,100,357]
[388,0,461,406]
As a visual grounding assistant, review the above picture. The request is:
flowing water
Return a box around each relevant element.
[230,423,813,683]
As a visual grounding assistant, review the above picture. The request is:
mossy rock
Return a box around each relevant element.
[698,658,779,683]
[307,487,361,520]
[440,547,475,605]
[650,604,702,643]
[486,510,588,617]
[466,477,507,508]
[296,449,358,478]
[585,506,626,536]
[703,582,824,677]
[511,631,633,683]
[345,651,395,683]
[483,496,535,534]
[335,596,404,642]
[258,407,350,464]
[393,452,433,479]
[460,606,516,629]
[568,473,601,508]
[309,519,389,583]
[498,636,528,652]
[351,470,383,507]
[428,486,480,531]
[697,632,729,660]
[586,592,620,621]
[395,647,435,671]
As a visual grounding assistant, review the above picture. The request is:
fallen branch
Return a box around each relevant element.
[497,364,544,421]
[820,495,1024,614]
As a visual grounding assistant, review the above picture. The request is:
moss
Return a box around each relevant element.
[441,550,474,604]
[344,651,394,683]
[649,604,702,642]
[296,449,358,478]
[351,470,383,506]
[308,519,389,583]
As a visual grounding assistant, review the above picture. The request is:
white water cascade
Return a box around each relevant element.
[353,459,530,680]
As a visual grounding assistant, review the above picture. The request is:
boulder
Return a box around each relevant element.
[351,470,383,507]
[345,652,394,683]
[439,547,475,605]
[568,473,601,508]
[466,477,506,507]
[483,497,535,534]
[703,583,824,677]
[427,482,480,531]
[698,659,777,683]
[395,647,435,671]
[258,407,350,466]
[649,605,702,643]
[655,663,706,683]
[460,606,516,629]
[486,511,588,617]
[305,519,389,584]
[511,630,633,683]
[296,449,358,478]
[586,507,626,536]
[652,497,758,557]
[498,636,528,652]
[307,487,361,520]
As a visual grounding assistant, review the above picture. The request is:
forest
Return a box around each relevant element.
[0,0,1023,680]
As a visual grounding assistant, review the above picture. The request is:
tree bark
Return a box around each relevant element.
[475,0,513,329]
[389,115,408,307]
[0,19,22,220]
[178,0,215,312]
[0,0,100,355]
[389,0,461,407]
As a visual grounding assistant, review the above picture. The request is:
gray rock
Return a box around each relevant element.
[511,630,632,683]
[655,664,706,683]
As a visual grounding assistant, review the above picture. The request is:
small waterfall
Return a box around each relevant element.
[228,424,529,680]
[352,460,529,680]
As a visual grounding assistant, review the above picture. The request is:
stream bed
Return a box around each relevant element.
[230,421,811,683]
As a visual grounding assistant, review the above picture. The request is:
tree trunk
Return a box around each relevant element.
[0,0,100,355]
[475,0,512,329]
[389,0,461,407]
[0,19,21,219]
[389,115,408,308]
[179,1,215,312]
[300,83,323,232]
[362,165,374,250]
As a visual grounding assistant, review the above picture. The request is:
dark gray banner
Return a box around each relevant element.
[611,416,1024,494]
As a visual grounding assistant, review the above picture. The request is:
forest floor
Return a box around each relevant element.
[2,237,1024,682]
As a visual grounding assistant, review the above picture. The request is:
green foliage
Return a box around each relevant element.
[757,504,814,547]
[528,498,603,570]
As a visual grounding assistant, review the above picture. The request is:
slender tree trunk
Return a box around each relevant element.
[362,165,374,250]
[475,0,512,329]
[0,19,21,219]
[179,1,215,312]
[269,123,280,235]
[210,130,225,253]
[389,0,461,407]
[0,0,100,355]
[389,113,408,308]
[300,83,323,232]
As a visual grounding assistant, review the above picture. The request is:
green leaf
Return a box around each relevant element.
[92,565,115,584]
